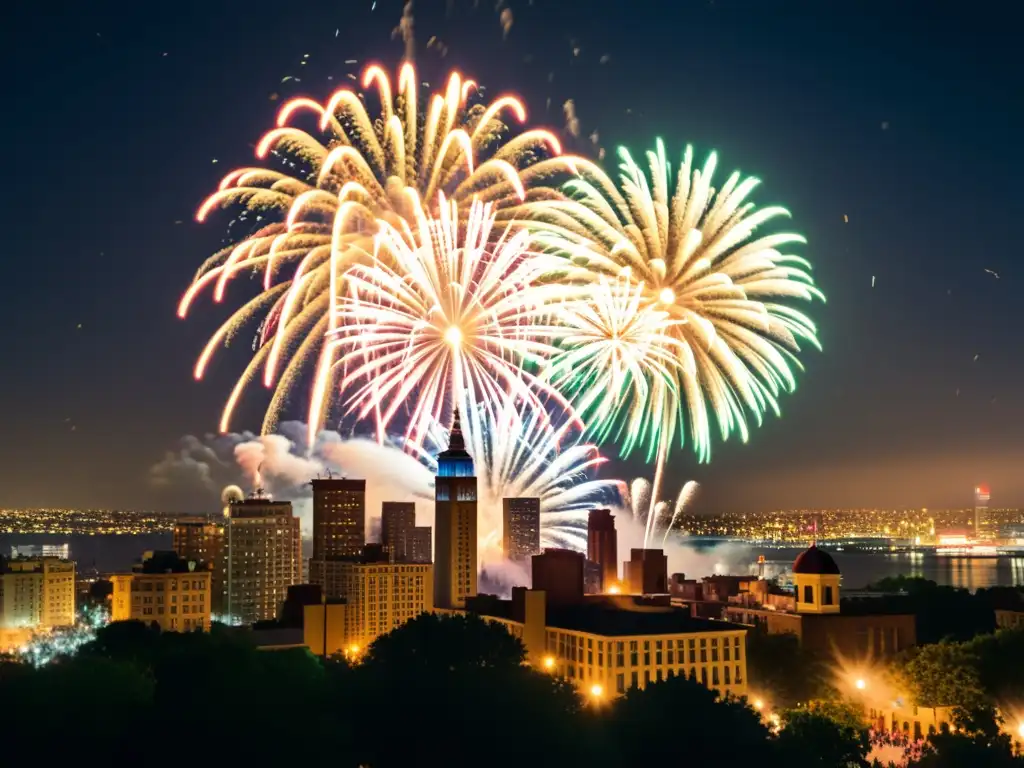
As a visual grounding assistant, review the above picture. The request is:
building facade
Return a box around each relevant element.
[312,478,366,561]
[381,501,416,562]
[110,551,211,632]
[974,485,994,541]
[433,408,477,609]
[0,557,75,630]
[532,548,584,607]
[408,526,432,565]
[624,548,668,594]
[224,497,302,625]
[172,515,225,614]
[587,509,618,591]
[502,497,541,561]
[303,549,434,655]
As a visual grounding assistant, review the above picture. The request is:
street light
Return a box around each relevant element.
[855,678,866,691]
[543,655,556,671]
[590,683,604,699]
[607,584,621,595]
[753,698,764,711]
[1018,721,1024,739]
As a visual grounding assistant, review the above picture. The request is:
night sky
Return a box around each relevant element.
[2,0,1021,514]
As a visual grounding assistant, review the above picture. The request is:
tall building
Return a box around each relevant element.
[381,501,416,562]
[110,551,211,632]
[173,515,225,614]
[409,526,432,564]
[305,544,434,654]
[0,557,75,630]
[532,548,584,607]
[503,497,541,561]
[587,509,618,591]
[974,485,993,541]
[434,408,478,609]
[312,478,366,559]
[624,549,668,595]
[224,496,302,625]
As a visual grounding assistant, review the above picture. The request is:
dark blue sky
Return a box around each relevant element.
[1,0,1021,513]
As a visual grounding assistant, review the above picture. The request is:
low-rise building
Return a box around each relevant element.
[451,589,749,700]
[110,551,211,632]
[0,556,75,632]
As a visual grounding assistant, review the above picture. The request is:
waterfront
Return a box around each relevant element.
[1,533,172,573]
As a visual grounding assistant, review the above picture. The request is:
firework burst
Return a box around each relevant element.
[179,63,575,441]
[329,195,575,450]
[530,139,824,507]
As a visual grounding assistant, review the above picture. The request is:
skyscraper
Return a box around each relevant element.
[381,501,416,562]
[311,478,366,559]
[502,497,541,561]
[173,515,225,614]
[409,526,433,564]
[224,496,302,625]
[433,408,478,609]
[587,508,618,591]
[974,485,993,542]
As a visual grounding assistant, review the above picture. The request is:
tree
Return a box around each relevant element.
[865,578,995,643]
[969,626,1024,702]
[604,673,773,765]
[746,630,833,707]
[899,640,986,710]
[910,706,1024,768]
[776,701,871,767]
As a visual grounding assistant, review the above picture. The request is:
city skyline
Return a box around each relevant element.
[2,0,1022,514]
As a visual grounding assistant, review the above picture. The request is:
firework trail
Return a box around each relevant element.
[622,477,700,548]
[529,139,823,520]
[329,195,580,450]
[180,63,574,443]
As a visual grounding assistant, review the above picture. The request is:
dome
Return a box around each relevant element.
[792,544,840,575]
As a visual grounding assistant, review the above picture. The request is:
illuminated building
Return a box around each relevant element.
[110,551,210,632]
[310,479,366,589]
[10,543,70,560]
[587,508,618,591]
[173,515,224,613]
[0,557,76,633]
[624,548,668,594]
[303,545,434,655]
[224,496,302,625]
[724,544,916,660]
[453,590,749,699]
[502,497,541,561]
[995,609,1024,629]
[974,485,994,541]
[408,526,432,565]
[381,501,416,562]
[433,408,477,609]
[532,548,584,607]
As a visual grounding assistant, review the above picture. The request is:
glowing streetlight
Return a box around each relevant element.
[543,655,556,671]
[753,698,764,711]
[348,643,360,656]
[855,678,866,691]
[444,326,463,347]
[607,583,621,595]
[1018,721,1024,739]
[590,683,604,699]
[658,287,675,305]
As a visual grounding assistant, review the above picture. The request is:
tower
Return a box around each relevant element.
[433,408,478,609]
[381,501,416,562]
[311,478,366,560]
[792,544,841,615]
[587,508,618,591]
[974,485,992,542]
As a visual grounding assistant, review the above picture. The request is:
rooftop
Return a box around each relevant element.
[548,602,748,637]
[792,544,841,575]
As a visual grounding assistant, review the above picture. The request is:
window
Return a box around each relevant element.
[724,645,730,662]
[643,670,650,686]
[616,673,625,694]
[629,641,638,666]
[631,671,638,689]
[803,585,813,604]
[824,586,834,605]
[724,666,731,684]
[735,665,742,684]
[712,667,719,686]
[701,668,708,686]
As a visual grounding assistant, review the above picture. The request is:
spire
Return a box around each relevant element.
[448,406,466,452]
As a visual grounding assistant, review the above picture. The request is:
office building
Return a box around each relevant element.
[0,557,75,631]
[173,515,225,614]
[381,501,416,562]
[583,560,603,595]
[624,548,668,594]
[312,478,366,559]
[110,551,210,632]
[974,485,994,542]
[587,509,618,591]
[224,496,302,625]
[10,543,70,560]
[532,548,584,607]
[454,589,749,700]
[434,408,478,609]
[304,545,434,655]
[409,526,432,564]
[724,544,916,660]
[502,497,541,562]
